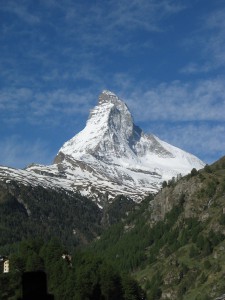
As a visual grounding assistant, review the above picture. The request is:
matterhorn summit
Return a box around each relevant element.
[0,90,205,203]
[58,90,137,162]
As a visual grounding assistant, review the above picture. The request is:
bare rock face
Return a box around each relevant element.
[149,176,204,224]
[0,90,205,204]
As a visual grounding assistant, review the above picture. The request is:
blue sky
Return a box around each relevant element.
[0,0,225,168]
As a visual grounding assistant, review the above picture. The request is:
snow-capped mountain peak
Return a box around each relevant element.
[59,90,134,159]
[98,90,121,104]
[52,90,204,200]
[0,90,205,203]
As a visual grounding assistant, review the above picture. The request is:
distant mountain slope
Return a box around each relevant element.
[0,178,136,250]
[89,155,225,299]
[0,90,205,202]
[0,181,102,249]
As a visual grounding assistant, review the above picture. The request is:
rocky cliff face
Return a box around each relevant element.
[149,156,225,226]
[0,90,205,203]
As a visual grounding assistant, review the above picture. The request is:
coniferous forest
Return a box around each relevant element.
[1,156,225,299]
[0,238,145,300]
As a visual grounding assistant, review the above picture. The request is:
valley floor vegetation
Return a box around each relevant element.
[1,157,225,299]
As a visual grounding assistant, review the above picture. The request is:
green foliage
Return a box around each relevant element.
[102,195,136,226]
[180,263,189,276]
[177,282,187,298]
[2,156,225,299]
[199,272,208,284]
[204,164,212,173]
[204,260,211,270]
[86,157,225,299]
[89,197,187,280]
[219,213,225,225]
[162,181,168,188]
[206,180,217,198]
[0,238,146,300]
[212,262,222,273]
[195,293,210,300]
[167,177,176,187]
[179,228,189,246]
[0,184,102,250]
[196,235,213,256]
[191,168,198,176]
[122,276,146,300]
[189,245,199,258]
[208,230,224,247]
[165,197,184,227]
[184,218,203,243]
[221,181,225,193]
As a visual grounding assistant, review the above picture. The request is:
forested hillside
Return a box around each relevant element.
[89,156,225,299]
[0,180,136,252]
[0,238,145,299]
[1,156,225,299]
[0,181,102,250]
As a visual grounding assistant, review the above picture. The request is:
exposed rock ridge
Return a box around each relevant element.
[0,90,205,203]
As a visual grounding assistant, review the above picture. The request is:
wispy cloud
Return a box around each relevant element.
[0,0,224,167]
[147,123,225,163]
[203,10,225,67]
[0,87,96,126]
[0,136,53,168]
[115,75,225,163]
[1,75,225,158]
[1,0,40,24]
[0,0,186,85]
[181,8,225,74]
[64,0,185,33]
[180,63,212,74]
[125,78,225,122]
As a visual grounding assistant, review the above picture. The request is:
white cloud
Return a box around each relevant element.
[53,0,186,54]
[111,76,225,163]
[0,77,224,166]
[180,62,212,74]
[0,0,224,167]
[1,75,225,131]
[181,8,225,74]
[204,10,225,66]
[65,0,185,30]
[0,0,187,90]
[124,78,225,122]
[146,123,225,164]
[0,87,97,126]
[1,0,40,24]
[0,136,53,168]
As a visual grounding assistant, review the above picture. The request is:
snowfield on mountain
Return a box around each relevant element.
[0,90,205,202]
